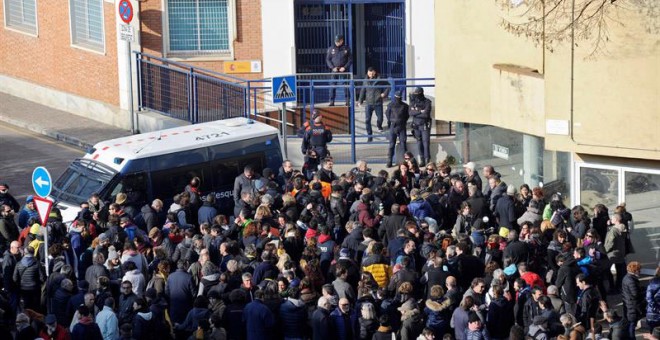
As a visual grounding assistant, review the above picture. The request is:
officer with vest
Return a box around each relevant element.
[326,34,352,106]
[301,112,333,160]
[385,91,409,168]
[409,87,432,166]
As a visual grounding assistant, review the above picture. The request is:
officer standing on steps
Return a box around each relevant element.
[302,112,333,160]
[385,91,409,168]
[409,87,432,166]
[358,67,390,142]
[326,34,352,106]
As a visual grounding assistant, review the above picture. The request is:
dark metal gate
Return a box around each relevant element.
[294,0,405,103]
[363,1,405,79]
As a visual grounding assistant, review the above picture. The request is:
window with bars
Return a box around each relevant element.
[69,0,104,52]
[4,0,37,35]
[167,0,231,55]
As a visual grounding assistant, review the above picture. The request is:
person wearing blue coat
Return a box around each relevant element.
[197,195,218,226]
[243,290,276,340]
[175,296,211,334]
[312,296,336,340]
[407,189,434,221]
[330,298,358,340]
[166,261,196,324]
[279,287,309,340]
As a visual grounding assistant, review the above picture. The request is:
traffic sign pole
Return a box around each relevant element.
[281,103,288,159]
[33,197,53,277]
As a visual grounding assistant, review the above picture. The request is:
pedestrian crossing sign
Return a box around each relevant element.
[272,75,297,103]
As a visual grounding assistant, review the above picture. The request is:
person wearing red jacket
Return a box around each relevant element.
[40,314,71,340]
[518,262,546,293]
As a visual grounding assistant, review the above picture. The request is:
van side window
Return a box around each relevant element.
[211,154,265,189]
[108,172,148,207]
[151,165,210,202]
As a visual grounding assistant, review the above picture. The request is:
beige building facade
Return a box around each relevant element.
[435,1,660,269]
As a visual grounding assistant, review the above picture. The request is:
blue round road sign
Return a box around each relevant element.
[32,167,52,198]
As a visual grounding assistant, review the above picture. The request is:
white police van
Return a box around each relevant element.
[51,118,283,223]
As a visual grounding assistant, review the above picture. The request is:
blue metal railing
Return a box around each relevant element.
[135,52,449,164]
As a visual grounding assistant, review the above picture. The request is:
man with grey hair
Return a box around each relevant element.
[312,296,334,340]
[546,285,565,313]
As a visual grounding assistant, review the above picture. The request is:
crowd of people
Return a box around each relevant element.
[0,158,658,340]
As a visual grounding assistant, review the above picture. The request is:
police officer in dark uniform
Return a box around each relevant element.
[385,91,409,168]
[326,34,352,106]
[409,87,432,166]
[301,112,333,160]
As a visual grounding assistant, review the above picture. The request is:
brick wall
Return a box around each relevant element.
[0,2,119,106]
[140,0,263,80]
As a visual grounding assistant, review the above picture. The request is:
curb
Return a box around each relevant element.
[0,115,93,150]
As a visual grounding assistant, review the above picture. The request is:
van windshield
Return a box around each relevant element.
[52,159,117,204]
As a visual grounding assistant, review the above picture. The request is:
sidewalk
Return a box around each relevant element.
[0,92,131,150]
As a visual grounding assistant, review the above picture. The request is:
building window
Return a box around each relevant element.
[69,0,104,52]
[4,0,37,35]
[166,0,232,56]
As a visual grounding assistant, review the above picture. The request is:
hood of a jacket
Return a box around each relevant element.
[286,297,305,307]
[318,234,332,244]
[20,254,35,266]
[137,311,153,321]
[425,298,451,312]
[202,273,221,282]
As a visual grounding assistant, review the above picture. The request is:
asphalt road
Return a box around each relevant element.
[0,125,84,204]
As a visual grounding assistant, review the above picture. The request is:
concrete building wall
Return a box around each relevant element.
[434,0,660,161]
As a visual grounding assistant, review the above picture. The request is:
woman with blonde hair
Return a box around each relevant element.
[358,302,378,340]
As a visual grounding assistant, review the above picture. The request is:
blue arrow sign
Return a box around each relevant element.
[32,166,52,198]
[272,75,297,104]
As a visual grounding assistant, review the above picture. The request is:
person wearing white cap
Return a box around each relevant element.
[494,184,517,232]
[463,161,482,192]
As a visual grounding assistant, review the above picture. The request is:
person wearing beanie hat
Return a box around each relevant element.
[494,181,517,232]
[385,88,410,167]
[18,195,39,230]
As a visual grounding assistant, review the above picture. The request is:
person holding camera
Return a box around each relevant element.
[409,87,432,166]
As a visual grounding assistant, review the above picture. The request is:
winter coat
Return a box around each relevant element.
[608,316,631,340]
[198,202,217,226]
[176,307,210,333]
[331,307,358,340]
[356,202,382,228]
[132,310,155,340]
[455,253,485,291]
[96,305,119,340]
[362,254,391,288]
[622,273,645,321]
[279,298,308,338]
[647,277,660,325]
[408,198,434,221]
[556,258,580,304]
[358,317,378,340]
[138,204,159,231]
[503,240,529,265]
[487,297,514,339]
[118,292,138,325]
[166,269,195,324]
[494,194,516,230]
[604,225,626,264]
[53,287,74,326]
[85,264,109,292]
[311,307,334,340]
[425,297,452,336]
[465,327,491,340]
[71,317,103,340]
[13,253,45,290]
[251,261,278,286]
[451,307,470,340]
[400,310,425,340]
[243,299,275,340]
[333,277,356,302]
